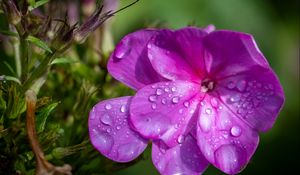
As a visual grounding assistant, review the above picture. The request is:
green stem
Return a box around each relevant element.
[20,38,29,83]
[13,40,21,78]
[22,52,57,91]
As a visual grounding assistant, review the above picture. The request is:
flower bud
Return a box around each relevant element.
[1,0,22,25]
[74,5,113,43]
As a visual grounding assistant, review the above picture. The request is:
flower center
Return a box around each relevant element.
[201,79,216,93]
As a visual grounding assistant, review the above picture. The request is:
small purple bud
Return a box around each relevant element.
[1,0,22,25]
[74,5,113,43]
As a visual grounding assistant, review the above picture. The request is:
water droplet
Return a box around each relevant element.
[156,88,164,95]
[172,96,180,104]
[117,143,140,161]
[229,95,240,103]
[227,81,235,89]
[183,101,190,108]
[214,144,246,173]
[151,103,157,109]
[105,104,112,110]
[90,108,96,119]
[106,128,111,133]
[115,48,131,59]
[200,101,205,106]
[149,95,157,102]
[171,87,177,92]
[147,43,152,49]
[205,108,212,115]
[161,98,167,104]
[100,114,113,126]
[159,143,167,154]
[120,105,126,113]
[179,109,183,114]
[210,97,219,108]
[190,109,195,114]
[116,125,121,130]
[199,115,212,133]
[164,87,170,92]
[177,135,185,144]
[236,80,247,92]
[93,131,114,153]
[230,126,242,137]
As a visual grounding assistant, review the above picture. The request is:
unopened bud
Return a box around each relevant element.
[74,6,113,43]
[1,0,22,25]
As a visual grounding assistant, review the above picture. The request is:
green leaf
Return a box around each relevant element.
[4,76,21,85]
[28,0,49,11]
[3,61,17,76]
[0,30,18,37]
[0,91,6,119]
[36,102,59,133]
[26,35,52,53]
[51,57,77,65]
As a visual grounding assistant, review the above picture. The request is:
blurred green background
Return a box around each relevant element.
[112,0,299,174]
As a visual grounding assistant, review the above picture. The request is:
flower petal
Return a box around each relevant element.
[216,66,285,132]
[89,96,148,162]
[108,29,166,90]
[130,81,202,147]
[204,30,270,79]
[196,95,259,174]
[152,134,209,175]
[148,27,209,82]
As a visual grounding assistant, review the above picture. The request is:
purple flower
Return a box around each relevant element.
[88,26,284,174]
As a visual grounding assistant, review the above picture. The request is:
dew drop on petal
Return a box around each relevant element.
[230,126,242,137]
[227,81,235,89]
[210,97,219,108]
[149,95,157,102]
[152,103,157,110]
[115,48,131,59]
[177,135,185,144]
[183,101,190,108]
[214,144,247,174]
[229,95,240,103]
[236,80,247,92]
[100,114,112,126]
[172,96,180,104]
[105,103,112,110]
[179,109,183,114]
[156,88,164,95]
[164,87,170,92]
[161,98,167,104]
[117,143,139,161]
[205,108,212,115]
[120,105,126,113]
[171,87,177,92]
[93,131,114,153]
[199,115,212,133]
[116,125,121,130]
[106,128,111,133]
[200,101,205,106]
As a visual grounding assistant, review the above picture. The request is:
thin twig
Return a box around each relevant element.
[25,90,72,175]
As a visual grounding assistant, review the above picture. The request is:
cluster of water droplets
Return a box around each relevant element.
[90,102,146,161]
[198,96,244,153]
[226,79,275,119]
[143,82,198,145]
[153,135,205,174]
